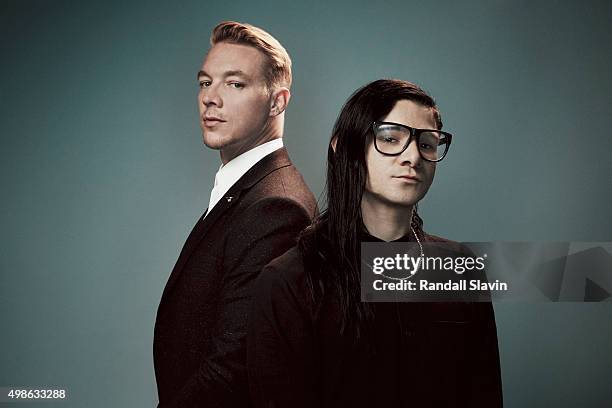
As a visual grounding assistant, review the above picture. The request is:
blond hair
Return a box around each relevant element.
[210,21,292,89]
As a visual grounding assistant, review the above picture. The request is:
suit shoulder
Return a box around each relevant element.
[262,246,307,286]
[254,246,313,312]
[248,164,316,212]
[235,195,312,223]
[424,232,475,257]
[424,232,454,243]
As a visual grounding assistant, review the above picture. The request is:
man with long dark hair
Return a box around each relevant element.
[153,22,317,407]
[247,79,502,407]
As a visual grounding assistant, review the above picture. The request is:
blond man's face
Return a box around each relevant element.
[197,42,272,162]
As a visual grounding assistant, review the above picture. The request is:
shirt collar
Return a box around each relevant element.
[214,138,284,189]
[207,138,284,213]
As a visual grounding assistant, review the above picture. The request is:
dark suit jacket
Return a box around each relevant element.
[248,226,503,408]
[154,148,317,407]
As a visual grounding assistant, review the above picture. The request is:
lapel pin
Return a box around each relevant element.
[226,196,233,202]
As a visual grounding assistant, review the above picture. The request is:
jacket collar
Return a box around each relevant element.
[202,147,292,223]
[161,148,293,297]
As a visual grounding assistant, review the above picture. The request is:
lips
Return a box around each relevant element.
[394,175,421,182]
[203,115,226,127]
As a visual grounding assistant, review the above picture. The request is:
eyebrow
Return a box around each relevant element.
[196,69,251,80]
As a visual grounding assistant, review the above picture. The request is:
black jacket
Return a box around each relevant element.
[248,225,503,408]
[154,148,317,407]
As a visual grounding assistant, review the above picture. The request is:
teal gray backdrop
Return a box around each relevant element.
[2,0,611,406]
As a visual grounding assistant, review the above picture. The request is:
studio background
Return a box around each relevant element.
[1,0,611,406]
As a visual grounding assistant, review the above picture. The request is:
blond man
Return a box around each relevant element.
[153,21,316,407]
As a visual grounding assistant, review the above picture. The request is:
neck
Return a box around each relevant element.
[220,115,284,165]
[360,196,413,242]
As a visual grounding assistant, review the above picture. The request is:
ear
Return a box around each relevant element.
[269,87,291,117]
[330,136,338,152]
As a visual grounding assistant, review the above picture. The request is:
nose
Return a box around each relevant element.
[398,139,422,168]
[201,84,222,108]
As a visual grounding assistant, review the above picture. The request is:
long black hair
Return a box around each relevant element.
[298,79,442,337]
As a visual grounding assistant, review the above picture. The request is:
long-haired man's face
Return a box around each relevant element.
[363,99,437,209]
[197,42,272,160]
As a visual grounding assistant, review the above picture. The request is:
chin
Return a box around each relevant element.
[381,194,420,208]
[202,140,222,150]
[364,189,419,209]
[202,133,228,150]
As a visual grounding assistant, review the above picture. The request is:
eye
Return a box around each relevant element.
[420,142,434,150]
[228,82,245,89]
[419,132,440,151]
[376,134,399,144]
[198,80,211,88]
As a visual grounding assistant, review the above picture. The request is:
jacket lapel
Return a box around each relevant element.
[161,148,293,296]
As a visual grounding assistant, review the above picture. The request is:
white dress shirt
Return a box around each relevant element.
[204,138,284,218]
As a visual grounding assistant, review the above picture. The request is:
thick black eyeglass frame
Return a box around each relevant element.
[371,121,453,162]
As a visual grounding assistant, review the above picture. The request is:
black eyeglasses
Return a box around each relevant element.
[371,121,453,162]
